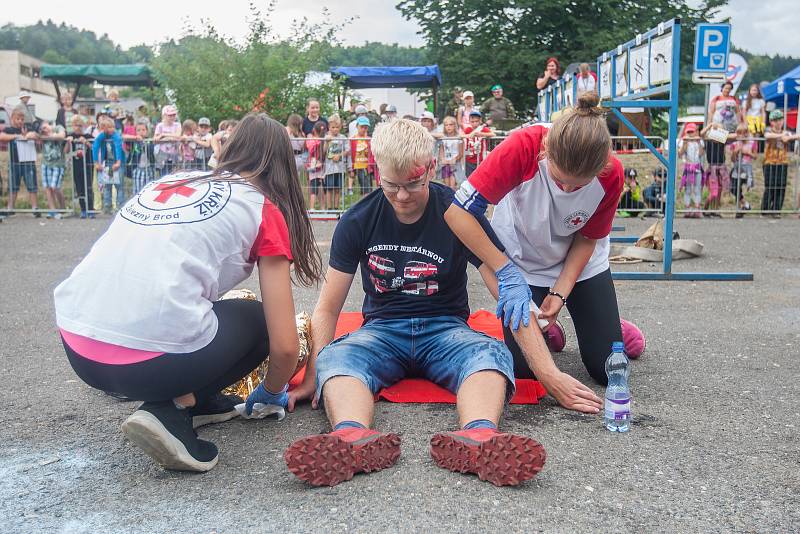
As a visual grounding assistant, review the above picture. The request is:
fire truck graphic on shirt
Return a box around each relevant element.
[367,254,439,296]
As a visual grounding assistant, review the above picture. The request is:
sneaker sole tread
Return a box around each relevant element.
[284,433,401,487]
[430,432,546,487]
[122,411,218,472]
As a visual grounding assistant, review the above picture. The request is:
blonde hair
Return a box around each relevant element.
[442,116,459,135]
[371,119,434,177]
[11,105,26,119]
[546,92,610,179]
[99,117,115,129]
[70,115,85,126]
[328,114,342,127]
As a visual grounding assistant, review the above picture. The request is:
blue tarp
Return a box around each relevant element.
[329,66,442,89]
[762,65,800,107]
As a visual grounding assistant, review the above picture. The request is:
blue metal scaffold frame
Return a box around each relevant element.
[538,18,752,282]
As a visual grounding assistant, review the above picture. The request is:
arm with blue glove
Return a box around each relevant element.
[495,260,532,330]
[245,383,289,415]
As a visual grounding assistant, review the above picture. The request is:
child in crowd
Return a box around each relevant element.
[729,124,756,217]
[180,119,198,169]
[209,120,237,169]
[0,106,40,215]
[438,116,463,189]
[419,111,443,165]
[154,105,181,175]
[462,110,493,177]
[286,114,306,177]
[39,121,68,219]
[678,123,705,218]
[700,122,730,217]
[349,116,374,196]
[122,114,137,179]
[643,167,667,217]
[107,89,126,130]
[457,90,478,132]
[194,117,214,170]
[93,117,125,214]
[128,121,156,195]
[761,109,800,217]
[67,115,95,218]
[324,114,350,210]
[305,121,327,210]
[618,168,645,216]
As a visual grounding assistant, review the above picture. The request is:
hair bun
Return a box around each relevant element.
[575,91,603,116]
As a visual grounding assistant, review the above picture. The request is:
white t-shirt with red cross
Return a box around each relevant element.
[467,125,623,287]
[54,171,293,353]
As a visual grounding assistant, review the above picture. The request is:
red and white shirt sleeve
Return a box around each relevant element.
[249,200,293,262]
[466,125,546,204]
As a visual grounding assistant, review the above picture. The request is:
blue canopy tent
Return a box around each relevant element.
[329,65,442,112]
[762,65,800,124]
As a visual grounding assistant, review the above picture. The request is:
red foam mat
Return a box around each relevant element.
[290,310,546,404]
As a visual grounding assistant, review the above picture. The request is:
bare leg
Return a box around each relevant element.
[46,188,56,211]
[456,370,506,428]
[323,376,374,428]
[56,188,66,209]
[29,191,38,210]
[7,191,16,210]
[174,392,196,408]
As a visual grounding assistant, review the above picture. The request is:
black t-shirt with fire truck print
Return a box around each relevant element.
[329,182,502,323]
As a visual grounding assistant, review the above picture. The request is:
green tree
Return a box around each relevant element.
[151,2,343,126]
[397,0,728,116]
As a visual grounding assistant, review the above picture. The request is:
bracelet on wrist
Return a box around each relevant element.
[548,289,567,304]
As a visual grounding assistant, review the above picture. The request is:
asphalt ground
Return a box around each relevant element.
[1,213,798,533]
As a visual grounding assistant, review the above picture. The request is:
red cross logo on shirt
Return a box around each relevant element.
[152,180,198,204]
[570,215,584,226]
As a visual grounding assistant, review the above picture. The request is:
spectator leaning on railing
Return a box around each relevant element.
[39,120,67,218]
[0,105,40,215]
[761,109,800,217]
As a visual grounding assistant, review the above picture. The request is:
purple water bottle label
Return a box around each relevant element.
[605,397,630,420]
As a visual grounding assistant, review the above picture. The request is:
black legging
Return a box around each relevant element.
[760,163,788,212]
[63,299,269,403]
[72,156,94,213]
[504,268,622,386]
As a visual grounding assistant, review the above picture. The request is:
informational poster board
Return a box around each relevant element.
[629,45,649,91]
[615,52,628,96]
[650,33,673,85]
[599,59,612,99]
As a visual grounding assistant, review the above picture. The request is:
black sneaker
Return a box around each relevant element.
[121,401,219,472]
[190,392,243,429]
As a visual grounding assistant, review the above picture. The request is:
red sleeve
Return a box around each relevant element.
[466,125,545,204]
[580,156,624,239]
[249,200,293,262]
[590,71,598,81]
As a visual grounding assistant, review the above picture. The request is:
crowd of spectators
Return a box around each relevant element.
[1,92,239,218]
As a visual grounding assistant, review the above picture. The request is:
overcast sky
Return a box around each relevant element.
[2,0,797,57]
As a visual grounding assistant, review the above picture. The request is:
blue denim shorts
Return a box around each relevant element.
[10,162,38,193]
[315,316,516,402]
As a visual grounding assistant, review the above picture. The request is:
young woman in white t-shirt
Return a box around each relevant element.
[445,93,644,415]
[54,114,323,472]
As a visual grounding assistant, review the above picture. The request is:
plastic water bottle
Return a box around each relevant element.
[604,341,631,432]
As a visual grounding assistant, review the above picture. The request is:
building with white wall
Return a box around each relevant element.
[0,50,59,120]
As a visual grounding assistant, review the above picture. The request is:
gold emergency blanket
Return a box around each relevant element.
[218,289,311,398]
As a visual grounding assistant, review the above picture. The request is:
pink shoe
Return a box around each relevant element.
[621,318,645,359]
[545,321,566,353]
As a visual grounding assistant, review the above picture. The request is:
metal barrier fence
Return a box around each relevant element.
[614,135,800,218]
[0,137,215,217]
[2,133,796,219]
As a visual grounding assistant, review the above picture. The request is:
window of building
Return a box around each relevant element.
[20,65,32,78]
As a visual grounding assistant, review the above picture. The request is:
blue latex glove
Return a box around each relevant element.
[245,382,289,415]
[495,260,532,330]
